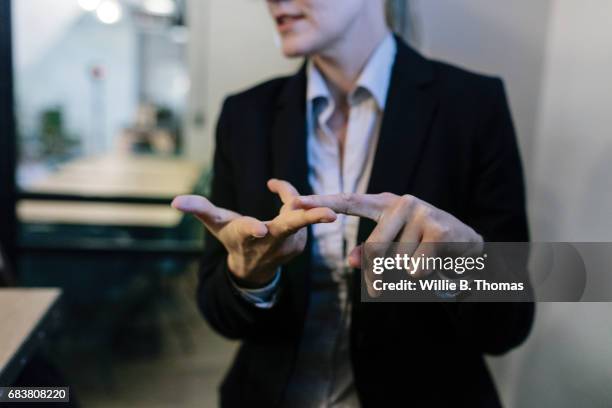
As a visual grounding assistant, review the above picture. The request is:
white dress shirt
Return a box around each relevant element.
[236,33,397,407]
[307,32,396,273]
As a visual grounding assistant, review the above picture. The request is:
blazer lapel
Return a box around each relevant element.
[358,38,439,243]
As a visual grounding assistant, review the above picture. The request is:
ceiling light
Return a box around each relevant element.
[96,0,122,24]
[143,0,176,16]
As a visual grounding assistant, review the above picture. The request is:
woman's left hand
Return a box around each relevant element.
[294,192,484,278]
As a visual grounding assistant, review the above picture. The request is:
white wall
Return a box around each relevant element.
[530,0,612,242]
[184,0,299,163]
[506,1,612,407]
[12,0,82,69]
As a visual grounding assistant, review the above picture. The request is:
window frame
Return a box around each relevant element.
[0,0,17,269]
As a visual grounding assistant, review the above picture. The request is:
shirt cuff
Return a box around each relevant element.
[230,268,281,309]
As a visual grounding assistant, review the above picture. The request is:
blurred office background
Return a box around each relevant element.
[0,0,611,406]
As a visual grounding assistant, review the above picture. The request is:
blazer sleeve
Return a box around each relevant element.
[196,97,293,341]
[443,78,535,355]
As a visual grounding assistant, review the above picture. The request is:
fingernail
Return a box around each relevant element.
[171,197,184,210]
[251,225,268,238]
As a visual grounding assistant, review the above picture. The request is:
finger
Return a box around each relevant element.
[294,193,396,221]
[267,207,336,238]
[267,179,300,206]
[410,241,437,278]
[367,196,420,243]
[398,222,422,243]
[395,219,423,266]
[226,216,268,241]
[348,245,362,269]
[349,220,421,269]
[171,195,239,234]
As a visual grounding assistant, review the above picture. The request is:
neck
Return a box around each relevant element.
[312,9,389,99]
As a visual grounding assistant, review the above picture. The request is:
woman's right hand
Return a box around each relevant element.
[172,179,336,286]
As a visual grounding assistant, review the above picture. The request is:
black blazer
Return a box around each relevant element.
[198,37,534,407]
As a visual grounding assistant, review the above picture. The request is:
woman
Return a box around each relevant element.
[173,0,533,406]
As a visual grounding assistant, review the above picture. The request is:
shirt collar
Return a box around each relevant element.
[306,32,397,110]
[306,59,330,104]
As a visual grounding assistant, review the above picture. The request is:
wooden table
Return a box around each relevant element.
[0,288,62,385]
[18,154,205,227]
[17,201,182,228]
[25,154,204,199]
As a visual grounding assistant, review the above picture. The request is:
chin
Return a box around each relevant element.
[280,41,309,58]
[279,34,320,58]
[281,45,306,58]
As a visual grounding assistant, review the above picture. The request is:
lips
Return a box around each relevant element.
[275,13,305,33]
